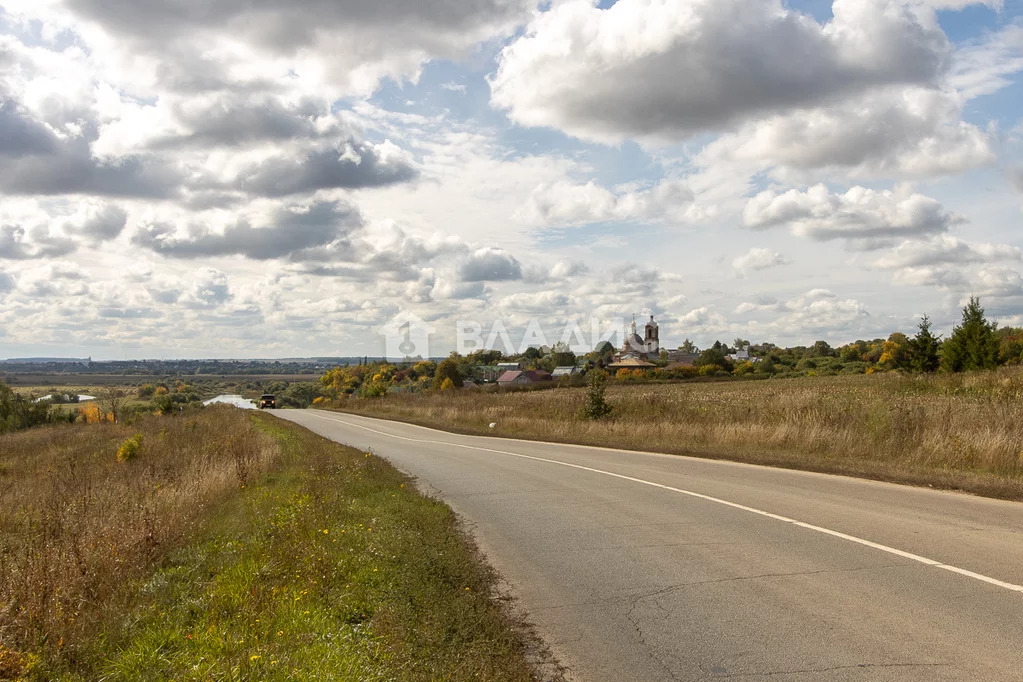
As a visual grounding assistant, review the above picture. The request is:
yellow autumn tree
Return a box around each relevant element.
[78,402,113,424]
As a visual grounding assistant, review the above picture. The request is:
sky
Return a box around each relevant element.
[0,0,1021,359]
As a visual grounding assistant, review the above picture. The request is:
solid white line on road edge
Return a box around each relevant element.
[300,411,1023,595]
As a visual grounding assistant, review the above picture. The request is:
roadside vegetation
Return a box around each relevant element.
[0,407,551,680]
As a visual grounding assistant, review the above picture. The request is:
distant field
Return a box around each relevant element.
[2,373,321,387]
[0,408,549,681]
[335,367,1023,500]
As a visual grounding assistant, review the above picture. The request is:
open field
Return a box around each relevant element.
[334,367,1023,500]
[0,408,550,680]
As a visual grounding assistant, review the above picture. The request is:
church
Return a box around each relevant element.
[616,315,660,362]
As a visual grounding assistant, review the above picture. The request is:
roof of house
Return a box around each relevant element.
[552,366,578,376]
[607,358,657,369]
[497,369,553,383]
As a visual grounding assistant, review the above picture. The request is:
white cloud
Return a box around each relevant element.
[521,177,699,226]
[948,22,1023,100]
[732,247,788,276]
[700,87,992,181]
[735,288,872,336]
[491,0,951,144]
[975,266,1023,298]
[743,184,961,248]
[873,235,1021,269]
[7,0,536,98]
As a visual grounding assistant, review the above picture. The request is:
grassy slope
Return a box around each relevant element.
[333,369,1023,501]
[0,409,552,681]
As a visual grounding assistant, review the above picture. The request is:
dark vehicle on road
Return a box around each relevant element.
[258,394,276,409]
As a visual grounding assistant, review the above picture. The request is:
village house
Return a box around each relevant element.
[497,369,552,386]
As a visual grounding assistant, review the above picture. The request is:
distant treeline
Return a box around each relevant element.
[317,298,1022,399]
[0,358,376,376]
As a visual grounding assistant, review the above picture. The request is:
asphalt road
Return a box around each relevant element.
[275,409,1023,682]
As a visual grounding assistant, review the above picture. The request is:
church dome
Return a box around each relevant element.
[626,332,646,351]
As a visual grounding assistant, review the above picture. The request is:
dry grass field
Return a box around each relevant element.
[0,407,551,681]
[0,407,280,672]
[337,367,1023,500]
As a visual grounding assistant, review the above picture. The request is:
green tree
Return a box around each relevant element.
[942,297,999,372]
[0,381,53,433]
[808,340,835,358]
[522,346,542,361]
[908,315,941,373]
[577,370,613,420]
[679,339,698,355]
[549,341,576,368]
[431,356,464,389]
[996,327,1023,365]
[696,348,733,372]
[878,333,911,370]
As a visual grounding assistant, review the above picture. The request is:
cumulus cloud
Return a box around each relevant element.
[500,290,571,313]
[743,184,960,248]
[68,203,128,243]
[458,248,523,282]
[873,235,1021,269]
[0,98,179,198]
[974,266,1023,298]
[736,288,871,335]
[185,268,232,308]
[26,0,535,97]
[732,247,788,276]
[230,138,418,197]
[550,260,589,279]
[0,224,76,260]
[522,178,697,226]
[700,87,992,180]
[132,201,361,260]
[890,265,969,289]
[491,0,950,143]
[0,271,14,293]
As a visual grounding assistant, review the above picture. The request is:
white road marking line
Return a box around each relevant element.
[301,411,1023,595]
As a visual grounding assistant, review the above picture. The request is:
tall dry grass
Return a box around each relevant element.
[338,367,1023,499]
[0,406,279,667]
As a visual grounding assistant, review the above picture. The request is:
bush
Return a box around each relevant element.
[578,370,613,420]
[117,434,143,462]
[0,381,55,433]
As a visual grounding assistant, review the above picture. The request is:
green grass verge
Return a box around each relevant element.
[38,413,549,681]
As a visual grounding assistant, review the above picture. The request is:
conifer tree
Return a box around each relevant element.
[941,297,999,372]
[908,315,941,373]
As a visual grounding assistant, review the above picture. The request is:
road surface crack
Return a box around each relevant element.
[710,661,950,678]
[629,562,909,603]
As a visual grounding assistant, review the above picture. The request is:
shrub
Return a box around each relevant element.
[78,402,114,424]
[733,361,755,376]
[117,433,143,462]
[440,377,456,391]
[578,370,613,420]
